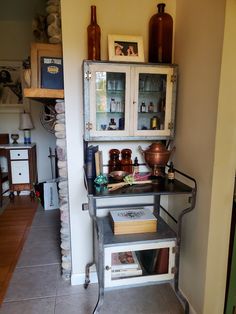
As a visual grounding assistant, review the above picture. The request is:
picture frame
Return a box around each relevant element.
[108,34,144,62]
[0,60,29,113]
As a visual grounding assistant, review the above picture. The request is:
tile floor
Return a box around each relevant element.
[0,205,184,314]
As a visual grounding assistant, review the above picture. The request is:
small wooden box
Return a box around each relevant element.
[30,43,62,88]
[110,209,157,235]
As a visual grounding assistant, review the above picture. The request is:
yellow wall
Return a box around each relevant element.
[61,0,176,280]
[174,0,236,313]
[61,0,236,312]
[203,0,236,312]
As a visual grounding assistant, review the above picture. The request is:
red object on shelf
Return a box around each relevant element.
[155,248,169,274]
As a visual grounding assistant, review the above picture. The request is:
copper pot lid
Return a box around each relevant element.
[145,142,168,153]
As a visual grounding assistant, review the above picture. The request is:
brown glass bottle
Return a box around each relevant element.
[87,5,101,61]
[148,3,173,63]
[121,149,133,174]
[108,149,121,173]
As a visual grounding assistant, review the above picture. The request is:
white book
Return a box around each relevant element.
[110,208,157,224]
[111,251,140,270]
[111,267,142,279]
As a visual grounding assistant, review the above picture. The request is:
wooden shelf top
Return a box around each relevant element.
[24,88,64,100]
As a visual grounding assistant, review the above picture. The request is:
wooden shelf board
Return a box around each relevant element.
[24,88,64,99]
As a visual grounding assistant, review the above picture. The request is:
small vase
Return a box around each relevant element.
[148,3,173,63]
[23,69,31,87]
[87,5,101,60]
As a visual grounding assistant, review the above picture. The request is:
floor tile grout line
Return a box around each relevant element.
[16,262,60,269]
[3,295,57,304]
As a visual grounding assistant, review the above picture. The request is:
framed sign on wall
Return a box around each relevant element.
[0,60,29,113]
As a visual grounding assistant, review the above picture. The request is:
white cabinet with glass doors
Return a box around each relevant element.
[83,61,177,141]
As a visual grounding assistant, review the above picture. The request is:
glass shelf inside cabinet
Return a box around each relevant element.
[137,73,167,131]
[96,71,126,131]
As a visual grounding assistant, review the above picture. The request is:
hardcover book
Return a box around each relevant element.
[111,267,142,279]
[111,251,139,270]
[41,57,64,89]
[86,145,98,179]
[110,208,157,235]
[111,251,142,279]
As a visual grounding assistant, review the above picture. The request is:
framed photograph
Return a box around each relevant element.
[108,34,144,62]
[0,60,28,113]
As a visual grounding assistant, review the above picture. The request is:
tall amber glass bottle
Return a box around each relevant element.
[148,3,173,63]
[87,5,101,60]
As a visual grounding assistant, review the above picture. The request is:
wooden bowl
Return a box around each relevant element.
[109,171,129,182]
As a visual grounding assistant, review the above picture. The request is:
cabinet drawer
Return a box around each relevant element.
[11,160,29,184]
[10,149,28,160]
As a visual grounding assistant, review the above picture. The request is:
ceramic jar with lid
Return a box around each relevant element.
[108,149,121,173]
[121,148,133,174]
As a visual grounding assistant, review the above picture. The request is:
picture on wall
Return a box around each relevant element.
[0,60,26,112]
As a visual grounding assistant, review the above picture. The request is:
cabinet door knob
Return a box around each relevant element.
[105,265,111,271]
[19,173,22,175]
[18,154,20,156]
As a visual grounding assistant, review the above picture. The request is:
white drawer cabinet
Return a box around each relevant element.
[7,144,37,198]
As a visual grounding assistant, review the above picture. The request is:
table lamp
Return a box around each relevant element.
[19,112,34,144]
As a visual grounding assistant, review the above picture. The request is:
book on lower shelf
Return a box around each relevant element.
[111,251,139,270]
[110,208,157,235]
[111,251,142,279]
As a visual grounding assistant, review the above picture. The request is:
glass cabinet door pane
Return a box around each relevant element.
[95,71,126,131]
[137,73,167,131]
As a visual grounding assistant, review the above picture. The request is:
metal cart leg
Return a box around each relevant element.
[93,286,104,314]
[173,186,197,314]
[84,261,94,289]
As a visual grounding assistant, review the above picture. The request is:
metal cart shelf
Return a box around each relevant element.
[83,169,197,314]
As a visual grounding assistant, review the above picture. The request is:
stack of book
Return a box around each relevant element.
[110,208,157,235]
[84,144,103,180]
[111,251,142,279]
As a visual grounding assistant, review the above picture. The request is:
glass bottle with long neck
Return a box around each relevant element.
[87,5,101,60]
[148,3,173,63]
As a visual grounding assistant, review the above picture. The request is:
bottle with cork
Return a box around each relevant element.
[168,162,175,182]
[133,157,140,174]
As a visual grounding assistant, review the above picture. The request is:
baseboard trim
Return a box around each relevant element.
[179,288,197,314]
[71,271,98,286]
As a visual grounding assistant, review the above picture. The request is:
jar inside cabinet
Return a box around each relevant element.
[83,61,177,141]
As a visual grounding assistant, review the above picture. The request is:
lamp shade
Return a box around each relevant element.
[19,112,34,130]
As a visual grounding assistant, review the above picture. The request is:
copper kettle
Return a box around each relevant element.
[139,142,175,176]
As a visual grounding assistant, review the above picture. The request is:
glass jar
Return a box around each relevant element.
[121,148,133,173]
[108,149,121,173]
[108,118,117,130]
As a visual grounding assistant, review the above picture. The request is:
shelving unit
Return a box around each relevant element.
[24,88,64,100]
[23,43,64,102]
[83,170,197,314]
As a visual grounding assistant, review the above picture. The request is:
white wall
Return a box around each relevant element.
[0,0,56,183]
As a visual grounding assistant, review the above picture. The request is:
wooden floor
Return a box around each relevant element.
[0,196,38,305]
